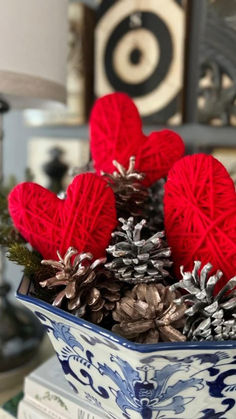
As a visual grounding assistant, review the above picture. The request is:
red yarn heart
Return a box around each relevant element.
[8,173,117,261]
[90,92,185,187]
[164,154,236,292]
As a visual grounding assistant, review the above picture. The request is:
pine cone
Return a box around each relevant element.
[102,156,149,217]
[40,247,121,324]
[106,217,173,284]
[170,261,236,341]
[112,283,186,343]
[86,269,122,324]
[31,265,58,304]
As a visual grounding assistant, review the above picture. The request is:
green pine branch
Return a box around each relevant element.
[0,176,43,276]
[7,243,42,276]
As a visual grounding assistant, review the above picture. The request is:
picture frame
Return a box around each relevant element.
[197,144,236,183]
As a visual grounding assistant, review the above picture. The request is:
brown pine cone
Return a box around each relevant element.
[76,268,122,324]
[33,265,57,283]
[40,247,122,324]
[102,156,149,218]
[30,265,58,303]
[112,283,186,343]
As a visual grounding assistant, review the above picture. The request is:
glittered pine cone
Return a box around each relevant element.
[112,283,186,344]
[170,261,236,341]
[106,217,173,284]
[40,247,121,324]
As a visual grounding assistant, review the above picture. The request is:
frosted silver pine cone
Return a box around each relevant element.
[112,283,186,343]
[105,217,173,284]
[40,247,121,324]
[102,156,149,217]
[170,261,236,341]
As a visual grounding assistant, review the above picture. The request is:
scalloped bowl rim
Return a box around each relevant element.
[16,276,236,353]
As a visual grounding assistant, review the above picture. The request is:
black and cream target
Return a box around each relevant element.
[95,0,185,120]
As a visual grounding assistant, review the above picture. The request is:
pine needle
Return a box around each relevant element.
[7,243,42,276]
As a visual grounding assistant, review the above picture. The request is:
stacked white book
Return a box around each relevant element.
[18,356,105,419]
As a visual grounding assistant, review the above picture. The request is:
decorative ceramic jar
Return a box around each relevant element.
[17,276,236,419]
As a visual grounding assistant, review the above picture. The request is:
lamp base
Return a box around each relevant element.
[0,282,44,373]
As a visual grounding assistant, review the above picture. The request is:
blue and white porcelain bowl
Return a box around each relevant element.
[17,276,236,419]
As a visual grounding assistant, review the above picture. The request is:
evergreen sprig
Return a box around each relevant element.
[7,243,42,276]
[0,176,41,276]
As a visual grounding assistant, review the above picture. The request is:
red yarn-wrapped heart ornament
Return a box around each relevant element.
[8,173,117,260]
[90,92,185,187]
[164,154,236,292]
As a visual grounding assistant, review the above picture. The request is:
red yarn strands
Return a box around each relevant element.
[164,154,236,292]
[8,174,117,261]
[135,130,185,187]
[90,92,142,174]
[90,92,185,187]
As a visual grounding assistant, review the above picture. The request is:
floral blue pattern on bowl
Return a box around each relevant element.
[17,276,236,419]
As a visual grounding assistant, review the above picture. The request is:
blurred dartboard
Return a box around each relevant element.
[95,0,185,123]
